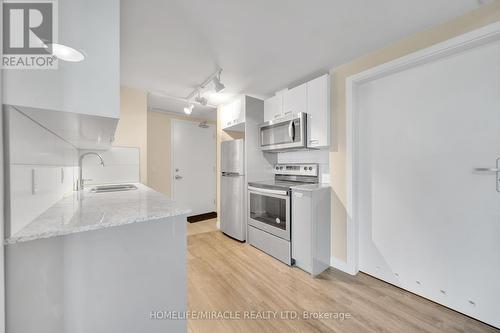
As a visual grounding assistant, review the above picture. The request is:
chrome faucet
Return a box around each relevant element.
[78,152,105,190]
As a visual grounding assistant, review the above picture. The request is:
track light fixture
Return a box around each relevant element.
[175,68,225,115]
[185,68,225,106]
[183,102,194,115]
[212,72,225,93]
[195,90,208,106]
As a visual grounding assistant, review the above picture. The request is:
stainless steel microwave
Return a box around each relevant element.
[259,113,307,152]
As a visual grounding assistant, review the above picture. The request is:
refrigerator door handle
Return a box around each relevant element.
[222,172,241,177]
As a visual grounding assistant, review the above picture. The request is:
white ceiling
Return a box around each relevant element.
[121,0,487,119]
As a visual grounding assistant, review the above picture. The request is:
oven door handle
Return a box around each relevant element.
[248,186,289,196]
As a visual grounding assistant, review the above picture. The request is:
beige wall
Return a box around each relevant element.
[115,86,148,184]
[330,1,500,261]
[148,110,216,198]
[147,111,172,197]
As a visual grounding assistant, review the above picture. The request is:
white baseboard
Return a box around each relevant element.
[330,257,356,275]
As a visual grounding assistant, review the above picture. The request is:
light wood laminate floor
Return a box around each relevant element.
[188,230,499,333]
[187,218,218,236]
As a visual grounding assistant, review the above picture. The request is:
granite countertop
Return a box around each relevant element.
[5,184,191,245]
[291,183,331,191]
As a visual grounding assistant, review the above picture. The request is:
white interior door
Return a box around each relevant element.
[357,39,500,327]
[172,120,216,216]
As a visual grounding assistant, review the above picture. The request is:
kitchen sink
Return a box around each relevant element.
[89,184,138,193]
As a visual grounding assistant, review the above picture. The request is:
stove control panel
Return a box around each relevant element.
[273,164,318,176]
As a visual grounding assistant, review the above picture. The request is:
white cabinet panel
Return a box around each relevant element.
[3,0,120,119]
[292,191,312,272]
[221,96,245,131]
[220,103,233,129]
[291,187,331,276]
[284,83,307,118]
[232,98,244,125]
[307,74,330,148]
[263,94,283,122]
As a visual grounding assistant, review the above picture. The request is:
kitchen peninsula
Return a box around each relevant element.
[5,184,189,333]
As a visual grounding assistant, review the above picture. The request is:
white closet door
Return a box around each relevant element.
[357,39,500,327]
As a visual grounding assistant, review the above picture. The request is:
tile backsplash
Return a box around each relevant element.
[4,105,78,236]
[80,147,140,185]
[277,149,330,183]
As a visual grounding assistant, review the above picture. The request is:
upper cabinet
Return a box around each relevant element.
[263,94,283,122]
[283,83,307,118]
[306,74,330,148]
[221,96,245,131]
[2,0,120,119]
[263,74,331,148]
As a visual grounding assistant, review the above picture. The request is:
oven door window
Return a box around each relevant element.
[249,192,287,230]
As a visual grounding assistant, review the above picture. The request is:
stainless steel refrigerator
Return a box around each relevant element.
[220,139,246,241]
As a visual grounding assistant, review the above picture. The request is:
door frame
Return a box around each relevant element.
[170,118,216,210]
[343,21,500,276]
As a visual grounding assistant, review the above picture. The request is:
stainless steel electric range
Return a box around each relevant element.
[247,163,319,264]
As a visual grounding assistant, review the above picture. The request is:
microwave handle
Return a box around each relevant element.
[288,121,295,141]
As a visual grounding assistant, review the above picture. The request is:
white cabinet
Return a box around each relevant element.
[292,187,331,276]
[306,74,330,148]
[264,74,330,148]
[264,84,306,122]
[3,0,120,119]
[284,83,307,118]
[263,94,283,122]
[221,96,245,131]
[220,103,233,129]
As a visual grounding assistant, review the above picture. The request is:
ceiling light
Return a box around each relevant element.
[47,43,85,62]
[183,103,194,115]
[212,72,225,93]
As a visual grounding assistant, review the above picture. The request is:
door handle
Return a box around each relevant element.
[473,168,500,172]
[474,157,500,193]
[175,175,183,180]
[288,121,295,141]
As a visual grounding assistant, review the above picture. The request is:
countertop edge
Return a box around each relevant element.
[5,183,192,245]
[4,212,190,245]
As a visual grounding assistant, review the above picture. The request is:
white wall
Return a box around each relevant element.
[277,149,330,183]
[4,106,78,236]
[80,147,140,185]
